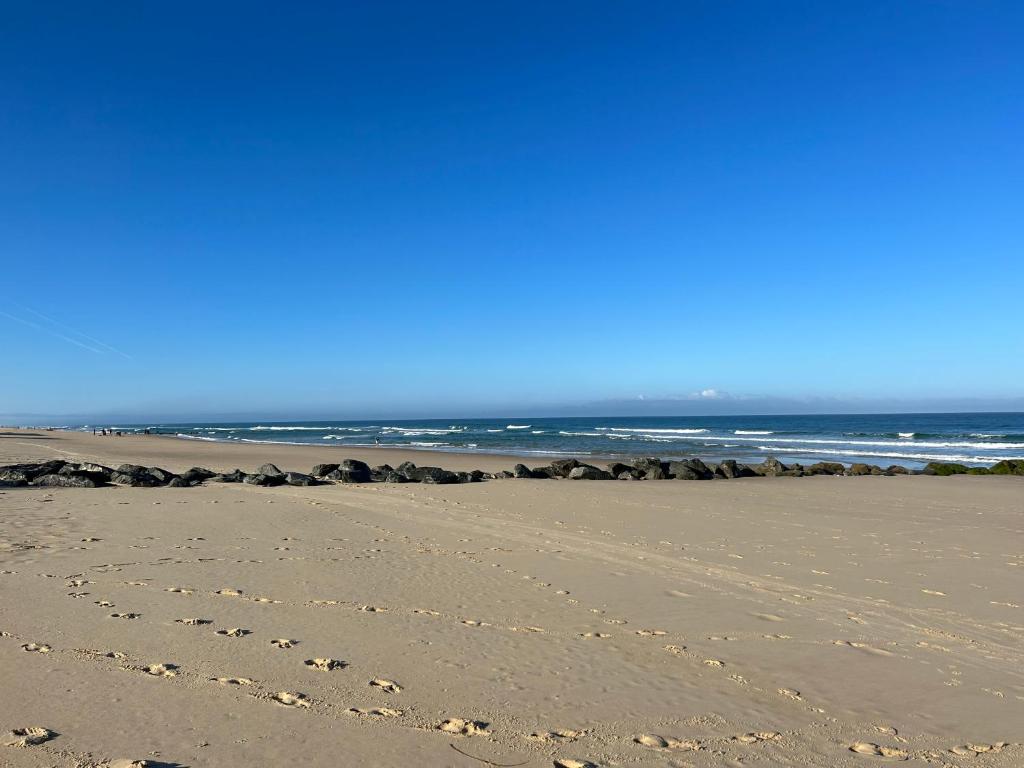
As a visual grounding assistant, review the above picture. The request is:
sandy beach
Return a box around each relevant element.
[2,429,1022,767]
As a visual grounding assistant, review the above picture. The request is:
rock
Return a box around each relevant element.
[884,465,909,475]
[110,471,160,487]
[166,477,190,488]
[33,473,97,488]
[989,459,1024,475]
[370,464,393,481]
[420,467,459,484]
[0,469,30,484]
[643,464,668,480]
[383,471,408,483]
[285,472,316,486]
[923,462,970,476]
[632,457,668,476]
[529,466,556,479]
[181,467,216,484]
[806,462,845,476]
[257,463,284,477]
[845,463,875,476]
[242,473,285,486]
[493,470,514,479]
[548,459,582,478]
[326,459,372,483]
[608,462,632,477]
[753,457,788,476]
[0,460,67,481]
[616,471,640,480]
[0,479,27,488]
[310,463,340,478]
[396,461,418,474]
[455,471,478,483]
[568,465,612,480]
[717,459,758,479]
[512,464,533,479]
[147,467,177,484]
[668,459,714,480]
[212,469,245,483]
[469,470,485,481]
[966,467,991,475]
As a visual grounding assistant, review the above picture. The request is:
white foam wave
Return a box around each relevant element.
[754,445,1024,464]
[611,432,1024,451]
[176,433,219,441]
[506,424,532,429]
[605,427,708,434]
[898,432,915,439]
[559,431,603,436]
[735,430,773,435]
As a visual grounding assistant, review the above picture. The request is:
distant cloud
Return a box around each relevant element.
[697,388,723,399]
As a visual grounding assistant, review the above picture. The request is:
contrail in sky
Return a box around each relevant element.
[0,307,131,359]
[16,304,133,359]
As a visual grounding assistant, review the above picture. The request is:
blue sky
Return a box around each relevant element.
[2,2,1022,421]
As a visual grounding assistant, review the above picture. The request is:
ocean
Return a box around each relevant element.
[79,412,1024,469]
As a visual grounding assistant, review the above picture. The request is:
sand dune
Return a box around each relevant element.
[1,430,1022,766]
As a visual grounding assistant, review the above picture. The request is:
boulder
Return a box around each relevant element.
[212,469,246,483]
[512,464,533,479]
[643,464,668,480]
[0,478,27,488]
[181,467,216,485]
[455,471,478,483]
[326,459,372,483]
[469,470,485,481]
[166,477,191,488]
[529,466,556,479]
[370,464,393,481]
[884,465,909,475]
[547,458,582,478]
[34,473,97,488]
[668,459,714,480]
[568,465,612,480]
[1,460,67,481]
[753,457,788,477]
[989,459,1024,475]
[420,467,458,484]
[806,462,845,476]
[717,459,758,479]
[242,473,285,486]
[616,471,640,480]
[310,463,340,478]
[110,471,160,487]
[257,463,285,477]
[923,462,970,476]
[0,469,30,484]
[966,467,991,475]
[845,463,875,476]
[284,472,316,486]
[58,464,111,484]
[383,471,408,483]
[493,470,514,479]
[632,457,667,476]
[607,462,633,477]
[147,467,177,484]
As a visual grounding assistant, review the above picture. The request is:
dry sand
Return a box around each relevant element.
[1,429,1022,767]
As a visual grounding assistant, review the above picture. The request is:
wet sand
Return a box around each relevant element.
[1,429,1022,766]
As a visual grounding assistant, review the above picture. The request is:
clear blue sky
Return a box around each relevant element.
[2,2,1022,420]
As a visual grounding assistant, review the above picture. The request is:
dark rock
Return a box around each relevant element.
[370,464,394,481]
[493,470,514,479]
[0,478,28,488]
[966,467,991,475]
[58,464,111,485]
[989,459,1024,475]
[469,470,485,481]
[568,465,612,480]
[326,459,372,483]
[643,464,668,480]
[529,466,556,479]
[923,462,970,476]
[616,471,640,480]
[167,477,190,488]
[396,461,417,474]
[751,457,788,476]
[717,459,758,479]
[111,471,160,487]
[608,462,633,477]
[455,471,478,483]
[548,459,582,478]
[0,469,30,484]
[1,460,67,481]
[147,467,177,484]
[212,469,246,483]
[668,459,714,480]
[846,463,883,476]
[512,464,533,479]
[243,473,285,487]
[257,463,284,477]
[632,457,668,476]
[806,462,845,476]
[383,471,408,483]
[181,467,216,484]
[780,469,805,477]
[311,463,340,478]
[284,472,316,486]
[884,465,909,475]
[420,467,458,484]
[34,473,97,488]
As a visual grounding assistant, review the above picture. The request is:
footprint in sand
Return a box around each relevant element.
[369,678,402,693]
[212,677,255,686]
[414,609,441,616]
[216,628,251,637]
[734,732,781,744]
[144,663,178,677]
[81,537,101,542]
[348,707,403,717]
[21,643,51,653]
[579,632,610,639]
[67,592,89,599]
[110,613,141,620]
[67,579,94,587]
[271,638,298,648]
[603,618,627,625]
[215,588,244,596]
[834,640,893,656]
[247,596,281,604]
[271,691,310,708]
[663,645,687,655]
[438,718,488,736]
[3,726,55,747]
[553,761,597,768]
[949,743,1007,756]
[165,587,194,595]
[304,658,347,671]
[778,688,802,700]
[702,659,725,667]
[359,605,386,612]
[921,589,946,596]
[634,734,702,751]
[512,626,545,633]
[635,629,667,637]
[176,618,212,626]
[849,742,908,760]
[95,600,115,607]
[526,730,585,743]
